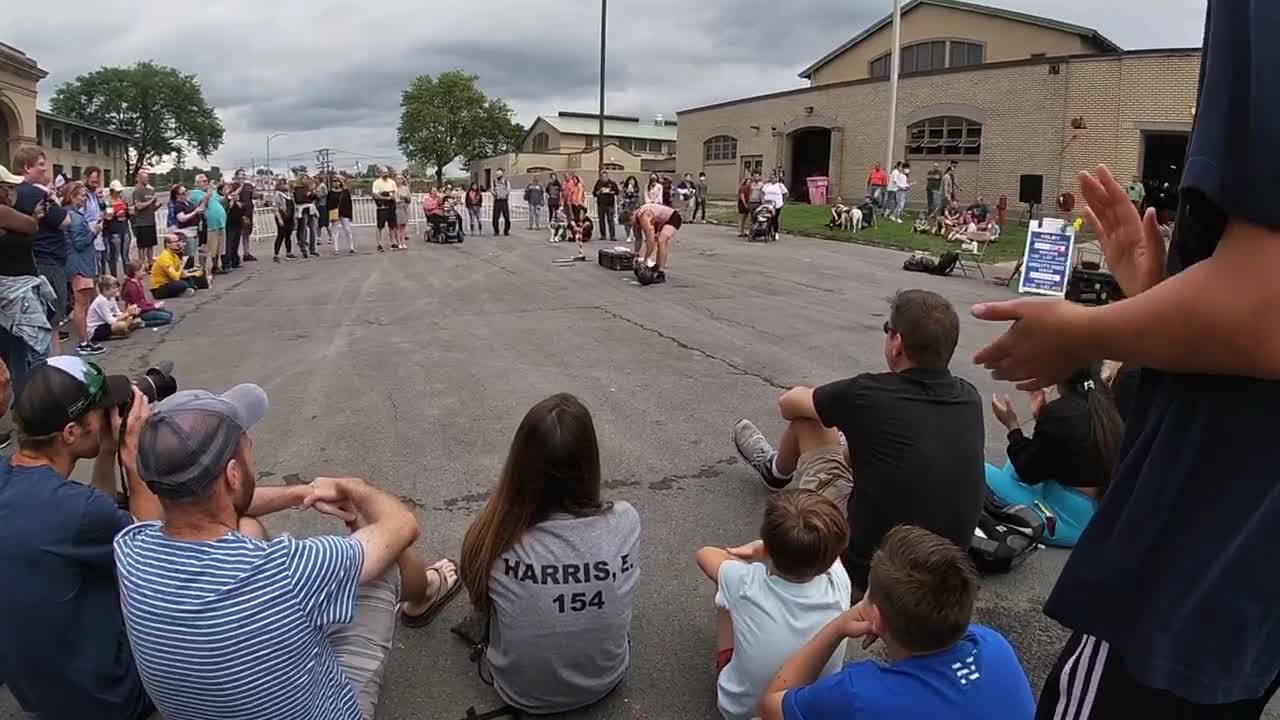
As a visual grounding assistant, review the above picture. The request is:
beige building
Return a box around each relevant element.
[471,112,678,190]
[676,0,1200,210]
[1,43,133,183]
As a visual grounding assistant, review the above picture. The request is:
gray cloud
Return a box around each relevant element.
[8,0,1205,172]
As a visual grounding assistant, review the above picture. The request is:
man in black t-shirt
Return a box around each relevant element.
[733,289,985,590]
[975,4,1280,716]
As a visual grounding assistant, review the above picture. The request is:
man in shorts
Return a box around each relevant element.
[11,147,69,354]
[130,170,160,270]
[631,202,683,285]
[732,290,985,594]
[371,166,398,252]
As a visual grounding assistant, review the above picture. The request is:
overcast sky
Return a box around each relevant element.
[9,0,1206,173]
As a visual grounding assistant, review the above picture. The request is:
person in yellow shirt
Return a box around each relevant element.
[150,233,202,299]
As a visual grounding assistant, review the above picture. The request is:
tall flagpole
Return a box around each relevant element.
[884,0,902,171]
[598,0,607,176]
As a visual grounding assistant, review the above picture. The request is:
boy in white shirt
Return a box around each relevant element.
[695,489,851,720]
[87,275,142,344]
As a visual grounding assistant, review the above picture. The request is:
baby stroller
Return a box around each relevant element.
[749,204,776,242]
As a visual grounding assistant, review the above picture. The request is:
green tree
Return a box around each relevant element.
[397,70,522,186]
[49,61,225,183]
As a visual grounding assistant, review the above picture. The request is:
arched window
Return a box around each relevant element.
[604,162,625,171]
[906,116,982,157]
[531,132,550,152]
[525,166,554,174]
[703,135,737,163]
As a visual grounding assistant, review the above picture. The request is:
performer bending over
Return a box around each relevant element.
[632,203,683,284]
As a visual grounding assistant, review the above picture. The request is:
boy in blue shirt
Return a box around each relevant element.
[760,525,1034,720]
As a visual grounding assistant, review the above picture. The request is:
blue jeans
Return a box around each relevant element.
[139,309,173,327]
[984,461,1098,548]
[0,326,46,406]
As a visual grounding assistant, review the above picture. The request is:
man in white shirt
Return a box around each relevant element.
[762,175,789,241]
[888,163,911,223]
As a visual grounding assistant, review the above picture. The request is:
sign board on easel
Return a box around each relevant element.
[1017,219,1076,296]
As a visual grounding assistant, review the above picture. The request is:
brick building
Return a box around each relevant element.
[675,0,1200,210]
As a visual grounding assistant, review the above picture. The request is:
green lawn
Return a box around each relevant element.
[709,204,1042,264]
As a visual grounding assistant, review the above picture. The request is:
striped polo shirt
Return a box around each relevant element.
[114,522,365,720]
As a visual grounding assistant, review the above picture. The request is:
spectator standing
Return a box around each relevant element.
[271,178,297,261]
[121,262,172,327]
[525,176,545,230]
[762,174,788,241]
[12,150,69,357]
[293,178,318,259]
[696,490,851,720]
[394,174,411,248]
[371,167,398,252]
[645,173,663,205]
[330,176,355,254]
[114,384,462,720]
[315,174,331,248]
[884,162,902,222]
[491,169,512,236]
[736,175,752,238]
[81,167,105,274]
[1126,175,1146,212]
[759,527,1035,720]
[102,181,130,276]
[944,160,960,204]
[465,181,484,235]
[221,178,242,271]
[619,176,641,245]
[1,149,58,387]
[564,172,587,224]
[129,170,160,271]
[461,394,639,716]
[593,171,619,243]
[866,163,887,209]
[925,163,943,216]
[693,171,708,222]
[679,172,698,217]
[62,182,106,356]
[188,174,227,277]
[660,175,673,207]
[974,4,1280,715]
[0,359,160,720]
[545,173,562,221]
[166,184,204,262]
[236,170,257,263]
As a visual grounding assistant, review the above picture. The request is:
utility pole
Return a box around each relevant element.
[884,0,902,172]
[315,147,333,183]
[597,0,607,176]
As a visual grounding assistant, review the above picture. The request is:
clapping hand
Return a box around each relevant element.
[727,540,767,562]
[1079,164,1167,298]
[990,394,1020,430]
[972,297,1092,391]
[304,477,360,526]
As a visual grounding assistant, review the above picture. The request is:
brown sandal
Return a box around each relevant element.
[400,558,463,628]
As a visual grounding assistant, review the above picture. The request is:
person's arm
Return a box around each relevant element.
[92,389,164,521]
[778,386,819,421]
[760,602,874,720]
[246,484,309,517]
[306,477,419,583]
[162,256,183,283]
[0,206,38,234]
[696,540,765,583]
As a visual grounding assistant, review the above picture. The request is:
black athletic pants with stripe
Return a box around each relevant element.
[1036,632,1280,720]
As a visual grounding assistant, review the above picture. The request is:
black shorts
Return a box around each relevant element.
[666,211,683,230]
[133,225,158,249]
[737,200,748,215]
[91,323,113,342]
[376,207,398,229]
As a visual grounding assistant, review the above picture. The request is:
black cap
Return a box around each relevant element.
[13,357,133,436]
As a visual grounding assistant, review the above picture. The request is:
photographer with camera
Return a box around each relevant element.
[0,356,160,720]
[113,383,461,720]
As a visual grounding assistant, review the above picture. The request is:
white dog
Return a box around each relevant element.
[847,207,862,234]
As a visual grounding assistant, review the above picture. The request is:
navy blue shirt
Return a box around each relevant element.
[782,625,1034,720]
[12,182,69,265]
[1044,1,1280,704]
[0,460,151,719]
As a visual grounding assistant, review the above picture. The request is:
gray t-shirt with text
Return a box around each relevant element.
[485,501,640,715]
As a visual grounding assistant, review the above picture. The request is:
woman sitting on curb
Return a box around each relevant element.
[986,362,1123,547]
[460,393,641,716]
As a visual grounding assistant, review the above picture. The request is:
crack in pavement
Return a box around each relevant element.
[594,306,787,390]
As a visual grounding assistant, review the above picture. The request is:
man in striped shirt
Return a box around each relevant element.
[114,385,462,720]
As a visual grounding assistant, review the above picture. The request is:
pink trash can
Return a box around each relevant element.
[806,176,830,205]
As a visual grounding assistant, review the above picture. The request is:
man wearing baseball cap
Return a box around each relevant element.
[0,356,160,720]
[114,383,462,720]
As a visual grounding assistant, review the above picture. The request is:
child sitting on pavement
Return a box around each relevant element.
[87,274,143,343]
[695,489,851,720]
[759,525,1035,720]
[120,262,173,328]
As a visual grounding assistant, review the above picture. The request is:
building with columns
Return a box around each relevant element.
[1,43,133,183]
[675,0,1200,210]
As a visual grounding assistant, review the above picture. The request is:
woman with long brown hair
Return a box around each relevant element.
[460,393,640,715]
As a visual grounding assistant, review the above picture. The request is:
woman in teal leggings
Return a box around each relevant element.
[986,363,1123,547]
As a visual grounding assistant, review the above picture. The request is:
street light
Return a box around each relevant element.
[884,0,902,172]
[265,132,287,177]
[597,0,607,176]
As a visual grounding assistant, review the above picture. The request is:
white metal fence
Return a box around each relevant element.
[154,193,599,241]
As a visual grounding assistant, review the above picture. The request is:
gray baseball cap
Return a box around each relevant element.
[138,384,269,499]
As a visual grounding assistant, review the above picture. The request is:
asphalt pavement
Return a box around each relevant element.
[3,221,1273,719]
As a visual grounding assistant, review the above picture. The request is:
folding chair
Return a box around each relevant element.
[957,231,993,278]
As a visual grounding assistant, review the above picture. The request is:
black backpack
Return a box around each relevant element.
[969,491,1045,573]
[902,251,960,276]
